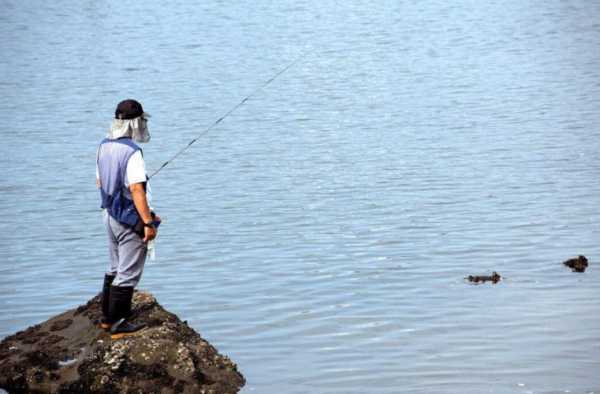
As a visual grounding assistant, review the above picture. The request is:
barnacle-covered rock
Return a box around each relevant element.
[0,291,245,393]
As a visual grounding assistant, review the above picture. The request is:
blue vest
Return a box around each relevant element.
[97,138,144,226]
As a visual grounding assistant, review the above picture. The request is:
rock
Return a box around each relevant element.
[0,291,245,393]
[467,271,501,284]
[563,255,588,273]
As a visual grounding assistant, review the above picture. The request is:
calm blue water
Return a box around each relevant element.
[1,1,600,393]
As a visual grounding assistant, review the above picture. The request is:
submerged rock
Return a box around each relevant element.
[563,255,588,273]
[0,291,245,393]
[467,271,501,284]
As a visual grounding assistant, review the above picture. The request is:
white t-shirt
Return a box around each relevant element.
[125,151,152,204]
[124,151,147,186]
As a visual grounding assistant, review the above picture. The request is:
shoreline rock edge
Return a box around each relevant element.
[0,291,245,393]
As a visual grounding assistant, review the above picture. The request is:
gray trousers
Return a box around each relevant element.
[104,211,147,287]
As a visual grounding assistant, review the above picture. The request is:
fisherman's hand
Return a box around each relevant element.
[143,225,157,243]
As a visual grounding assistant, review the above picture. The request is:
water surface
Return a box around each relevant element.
[1,1,600,393]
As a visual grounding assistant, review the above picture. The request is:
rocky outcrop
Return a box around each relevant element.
[0,291,245,393]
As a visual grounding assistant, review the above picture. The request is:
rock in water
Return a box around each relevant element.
[563,255,589,272]
[0,291,245,393]
[467,271,501,284]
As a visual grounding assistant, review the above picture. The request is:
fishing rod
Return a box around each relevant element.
[149,52,307,179]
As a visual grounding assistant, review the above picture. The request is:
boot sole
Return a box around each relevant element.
[110,328,146,340]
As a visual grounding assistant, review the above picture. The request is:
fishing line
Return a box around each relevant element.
[149,52,307,179]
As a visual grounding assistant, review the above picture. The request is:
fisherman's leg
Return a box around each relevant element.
[100,213,118,328]
[105,212,119,277]
[109,224,147,338]
[113,226,147,288]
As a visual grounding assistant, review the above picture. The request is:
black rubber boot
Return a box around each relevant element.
[110,318,146,340]
[108,286,145,339]
[108,285,133,321]
[98,274,115,330]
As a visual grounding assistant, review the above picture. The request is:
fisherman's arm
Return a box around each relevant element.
[96,147,101,188]
[130,182,157,242]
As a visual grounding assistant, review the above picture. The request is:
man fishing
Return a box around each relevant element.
[96,99,160,339]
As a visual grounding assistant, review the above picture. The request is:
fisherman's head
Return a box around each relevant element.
[109,99,151,143]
